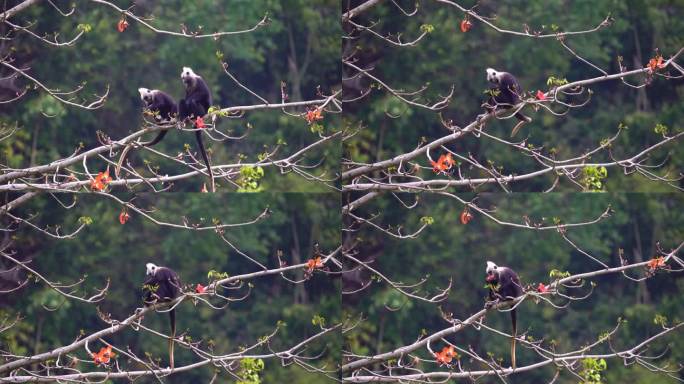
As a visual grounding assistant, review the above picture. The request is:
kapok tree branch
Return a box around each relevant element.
[0,246,341,376]
[0,325,340,382]
[342,0,386,20]
[344,323,683,382]
[0,130,338,193]
[89,0,269,38]
[342,48,683,182]
[343,130,684,192]
[0,97,337,186]
[434,0,614,39]
[341,242,683,374]
[0,0,42,20]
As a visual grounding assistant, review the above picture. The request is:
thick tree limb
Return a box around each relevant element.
[0,0,41,20]
[342,49,684,182]
[342,0,385,20]
[341,242,683,374]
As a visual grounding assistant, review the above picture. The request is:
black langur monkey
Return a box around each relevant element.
[142,263,182,368]
[482,68,532,137]
[116,88,178,178]
[485,261,524,369]
[138,88,179,145]
[178,66,214,192]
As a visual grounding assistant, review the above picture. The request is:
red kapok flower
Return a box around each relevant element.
[537,283,549,293]
[536,90,547,100]
[434,345,458,366]
[118,210,130,225]
[90,169,112,191]
[430,153,456,174]
[92,345,116,366]
[647,55,665,71]
[117,19,129,33]
[442,153,455,168]
[434,350,451,365]
[305,108,324,124]
[460,19,472,33]
[459,209,473,225]
[306,256,324,272]
[91,179,104,191]
[195,283,207,294]
[195,116,205,129]
[430,158,443,173]
[647,256,666,272]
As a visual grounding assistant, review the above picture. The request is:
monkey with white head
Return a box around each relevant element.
[482,68,532,137]
[485,261,524,369]
[142,263,182,368]
[116,88,179,177]
[178,67,215,192]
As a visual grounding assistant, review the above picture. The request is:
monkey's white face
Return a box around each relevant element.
[486,261,499,283]
[138,88,154,104]
[146,263,157,276]
[486,68,499,84]
[181,67,196,87]
[486,261,498,274]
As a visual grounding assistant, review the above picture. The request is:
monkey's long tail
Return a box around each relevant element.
[510,114,532,137]
[195,130,215,192]
[114,130,169,178]
[115,145,133,179]
[169,309,176,369]
[511,308,517,369]
[143,129,169,147]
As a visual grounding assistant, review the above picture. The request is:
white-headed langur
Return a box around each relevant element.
[482,68,532,137]
[178,66,214,192]
[485,261,524,369]
[142,263,182,368]
[116,88,179,177]
[138,88,179,144]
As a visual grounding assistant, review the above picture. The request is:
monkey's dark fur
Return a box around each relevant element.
[138,88,178,146]
[143,263,181,368]
[116,88,179,178]
[483,68,532,137]
[485,261,524,369]
[178,66,214,191]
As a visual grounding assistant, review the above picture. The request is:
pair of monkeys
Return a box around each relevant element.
[130,67,529,191]
[128,67,215,191]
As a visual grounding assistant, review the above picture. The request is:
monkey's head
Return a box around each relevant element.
[181,67,197,88]
[486,68,500,85]
[138,88,155,106]
[485,261,499,283]
[146,263,158,276]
